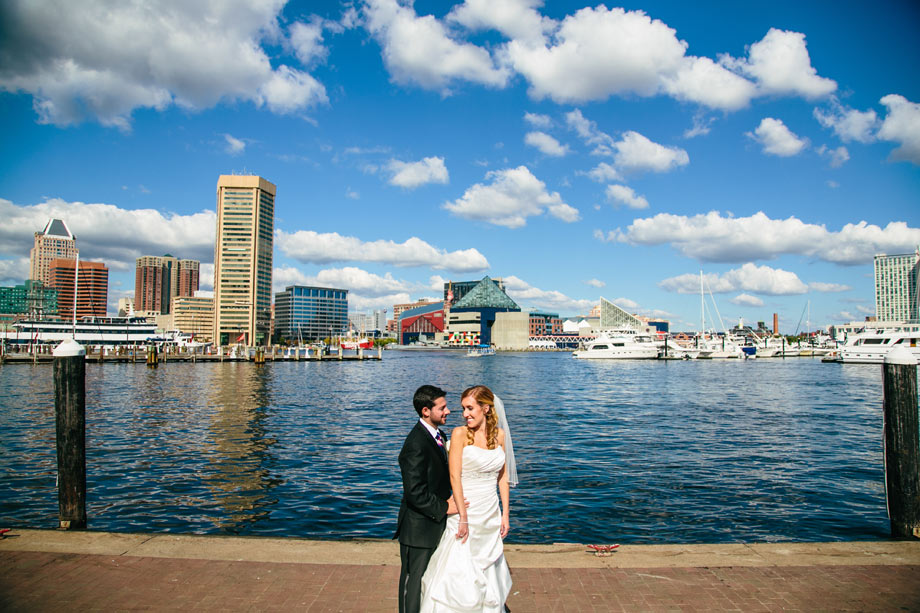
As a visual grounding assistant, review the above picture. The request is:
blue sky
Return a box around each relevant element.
[1,0,918,333]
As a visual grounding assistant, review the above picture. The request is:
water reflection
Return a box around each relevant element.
[204,364,280,532]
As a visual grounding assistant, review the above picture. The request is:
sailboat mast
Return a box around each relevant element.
[700,270,704,336]
[72,253,80,337]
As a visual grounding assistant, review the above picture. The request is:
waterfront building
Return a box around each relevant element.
[0,280,58,320]
[49,259,108,319]
[492,311,530,350]
[213,175,275,346]
[29,218,78,287]
[274,285,348,342]
[444,278,505,306]
[171,295,214,343]
[874,251,920,322]
[528,310,562,336]
[598,297,643,329]
[399,302,445,344]
[393,299,437,329]
[445,276,520,346]
[136,255,200,314]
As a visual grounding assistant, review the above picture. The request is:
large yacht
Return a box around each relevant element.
[832,326,920,364]
[573,329,660,359]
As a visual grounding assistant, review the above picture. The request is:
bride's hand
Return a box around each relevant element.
[456,520,469,543]
[500,517,510,539]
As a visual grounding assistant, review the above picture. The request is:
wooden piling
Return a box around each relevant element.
[53,338,87,530]
[147,344,158,368]
[882,345,920,539]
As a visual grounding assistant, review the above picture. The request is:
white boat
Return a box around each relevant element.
[835,326,920,363]
[0,316,157,346]
[658,337,700,359]
[573,329,659,359]
[695,335,744,359]
[467,344,495,357]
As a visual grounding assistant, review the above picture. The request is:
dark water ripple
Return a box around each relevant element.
[0,353,902,544]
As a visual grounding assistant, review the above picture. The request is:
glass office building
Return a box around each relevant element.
[275,285,348,342]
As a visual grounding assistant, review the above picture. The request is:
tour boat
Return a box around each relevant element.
[467,344,496,357]
[0,316,157,346]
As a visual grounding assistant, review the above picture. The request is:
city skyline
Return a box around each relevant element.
[1,1,919,333]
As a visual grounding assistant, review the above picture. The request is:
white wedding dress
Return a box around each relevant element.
[420,445,512,612]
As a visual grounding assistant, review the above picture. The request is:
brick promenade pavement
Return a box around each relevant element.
[1,530,919,612]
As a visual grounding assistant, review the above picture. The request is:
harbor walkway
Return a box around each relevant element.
[1,529,918,611]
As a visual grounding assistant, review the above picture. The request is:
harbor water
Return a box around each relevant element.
[0,352,897,544]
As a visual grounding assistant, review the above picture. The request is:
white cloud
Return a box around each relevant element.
[444,166,578,227]
[362,0,510,93]
[387,156,449,188]
[523,112,552,128]
[448,0,549,45]
[748,117,808,156]
[661,56,756,111]
[289,18,327,67]
[524,131,570,156]
[814,103,879,143]
[660,263,808,295]
[817,145,849,168]
[345,188,360,200]
[613,131,690,172]
[720,28,836,99]
[730,293,765,307]
[585,278,605,288]
[0,257,30,285]
[224,134,246,155]
[878,94,920,165]
[612,210,920,265]
[199,264,214,291]
[0,197,215,271]
[0,0,328,128]
[585,162,622,183]
[605,184,649,210]
[503,275,595,313]
[275,229,488,272]
[809,282,851,292]
[502,6,688,104]
[565,109,612,148]
[684,114,715,139]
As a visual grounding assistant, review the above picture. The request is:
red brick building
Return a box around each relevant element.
[50,259,108,319]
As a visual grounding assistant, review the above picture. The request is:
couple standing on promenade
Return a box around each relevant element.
[395,384,518,613]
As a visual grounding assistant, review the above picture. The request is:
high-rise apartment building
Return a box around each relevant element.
[50,259,108,319]
[213,175,275,345]
[135,255,200,314]
[874,251,920,322]
[172,295,214,343]
[30,218,78,286]
[274,285,348,342]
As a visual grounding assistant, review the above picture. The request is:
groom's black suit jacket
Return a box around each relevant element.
[395,421,451,549]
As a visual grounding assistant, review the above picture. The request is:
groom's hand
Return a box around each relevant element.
[446,497,470,515]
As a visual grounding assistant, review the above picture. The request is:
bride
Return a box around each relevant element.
[420,385,517,612]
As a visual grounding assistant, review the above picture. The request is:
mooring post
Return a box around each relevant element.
[883,345,920,539]
[53,338,87,530]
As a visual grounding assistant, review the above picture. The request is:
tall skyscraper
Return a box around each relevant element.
[30,218,78,286]
[874,251,920,322]
[213,174,275,345]
[135,255,199,314]
[50,259,108,319]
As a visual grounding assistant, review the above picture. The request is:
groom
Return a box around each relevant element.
[395,384,458,613]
